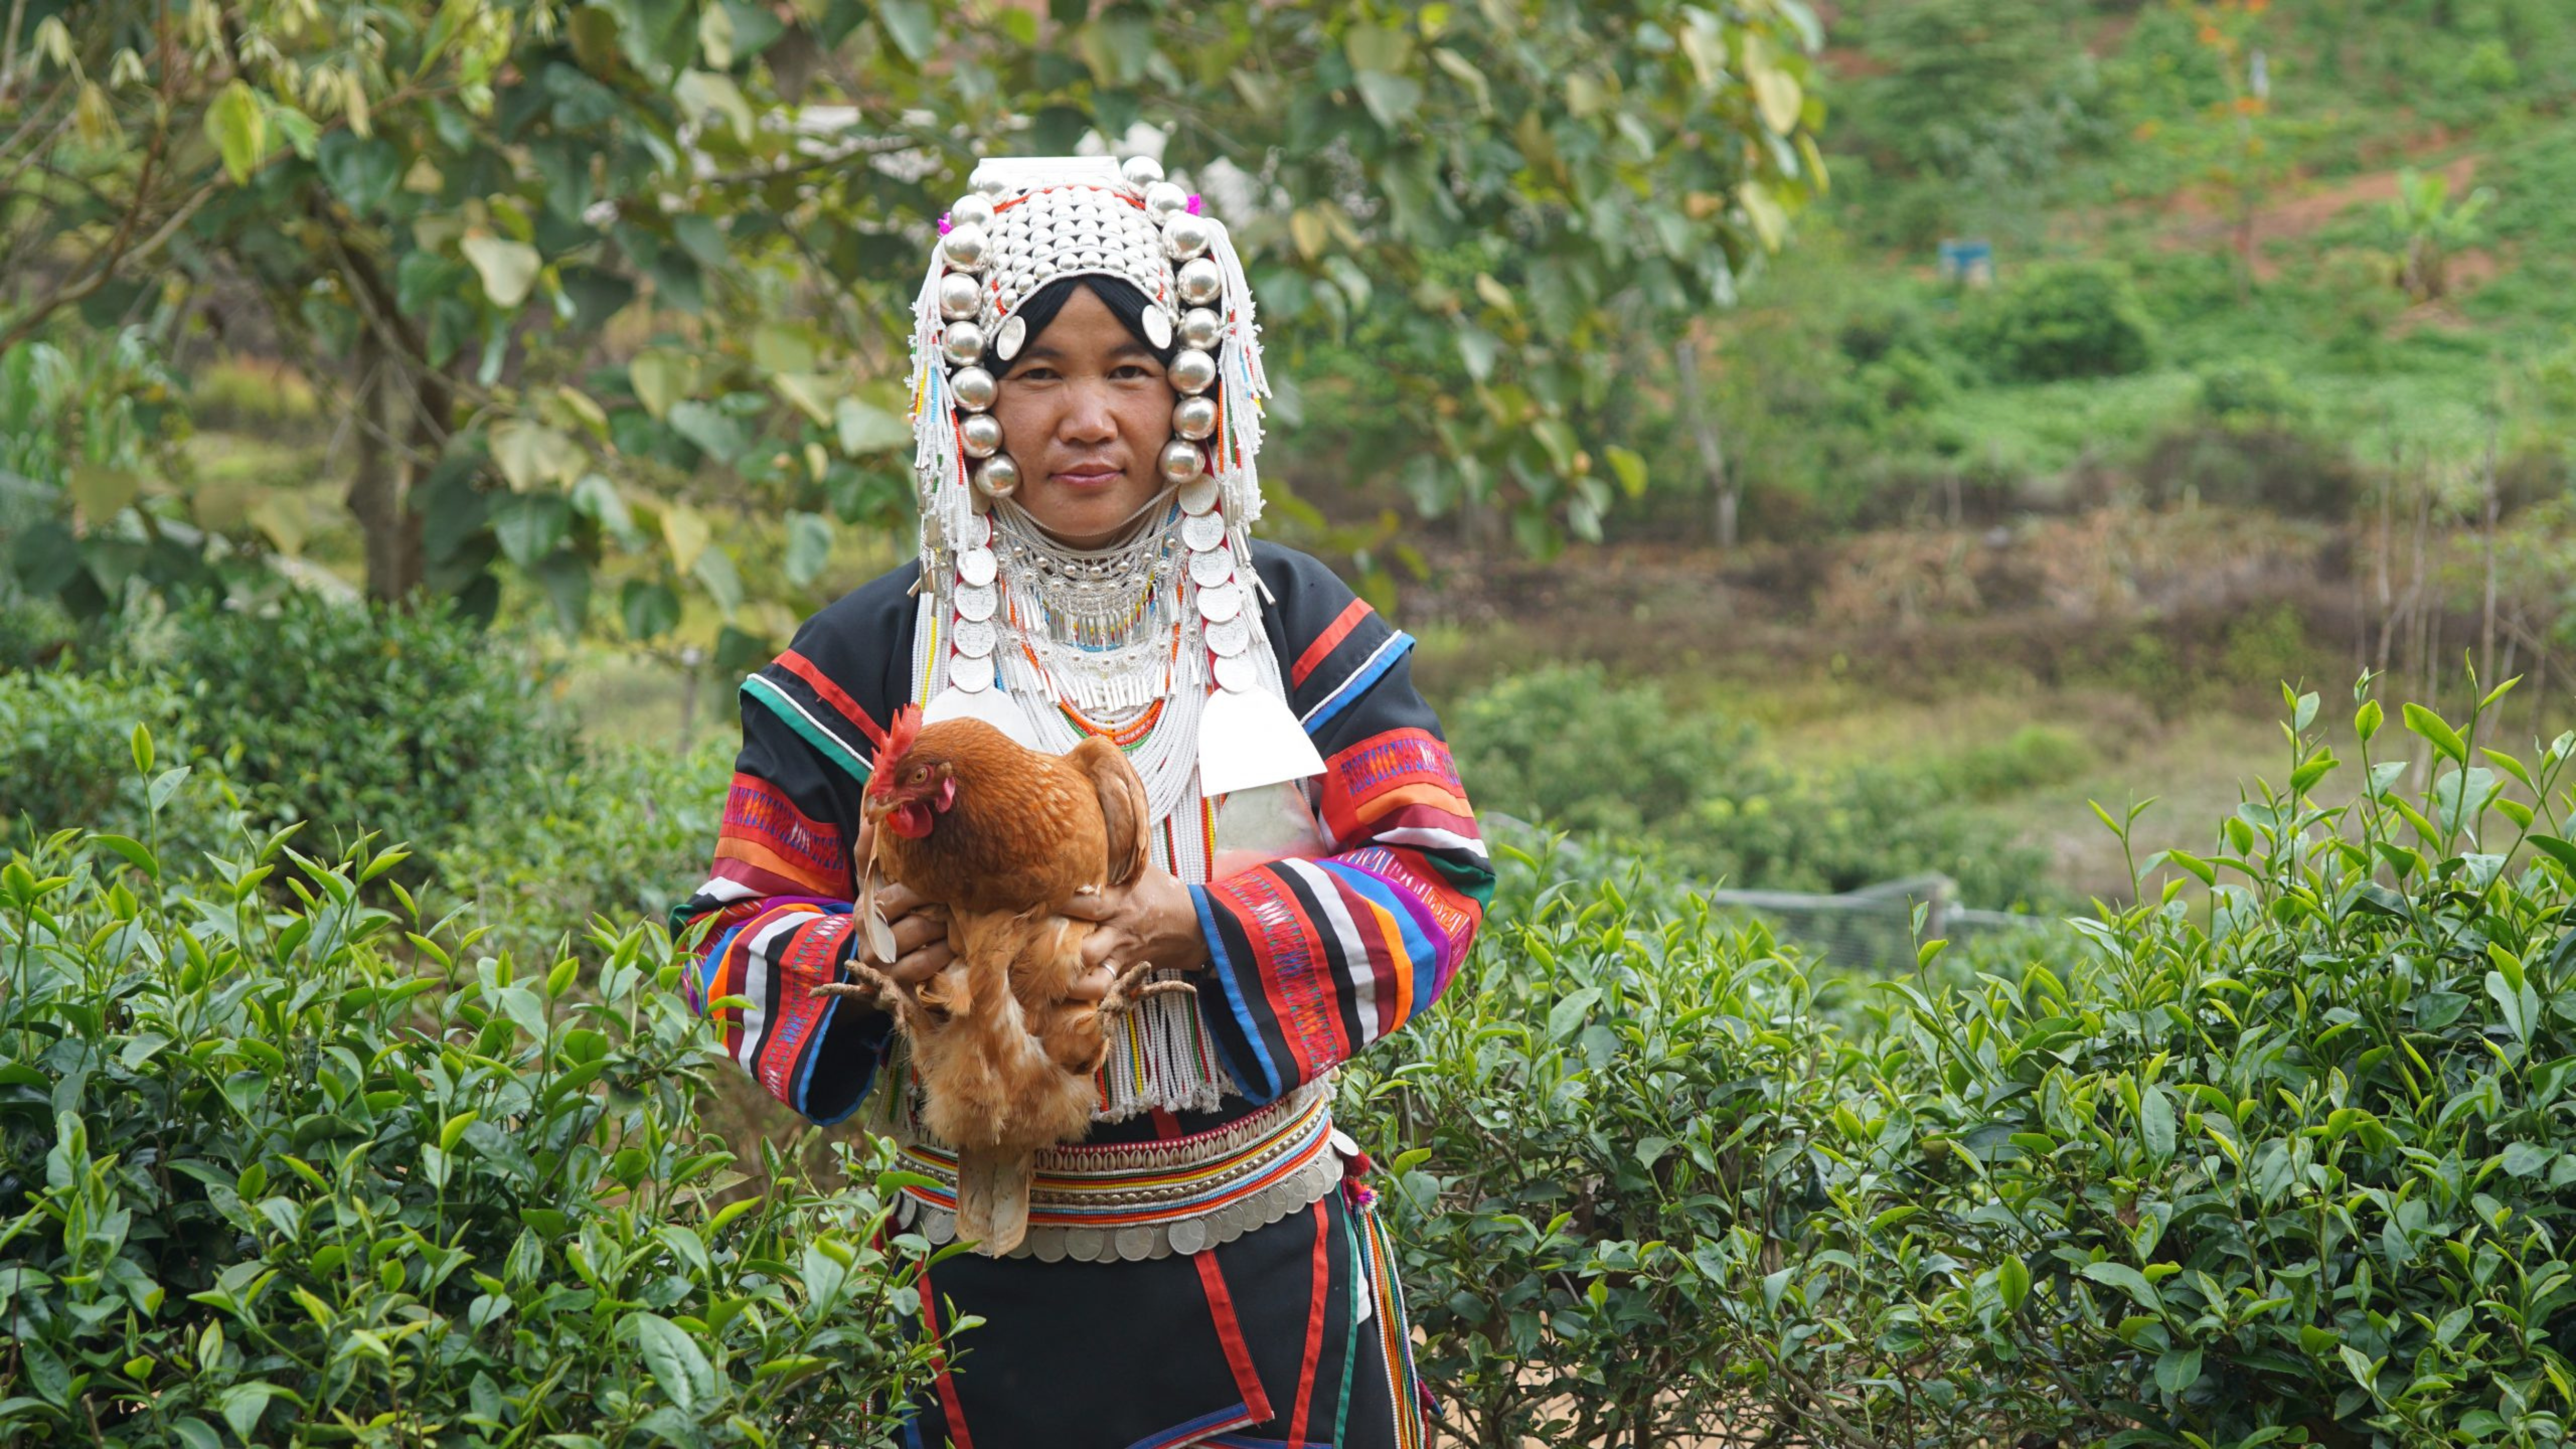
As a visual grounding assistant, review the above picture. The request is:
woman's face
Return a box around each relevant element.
[992,284,1177,549]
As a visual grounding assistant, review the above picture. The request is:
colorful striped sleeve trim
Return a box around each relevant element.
[1300,632,1414,735]
[741,672,873,784]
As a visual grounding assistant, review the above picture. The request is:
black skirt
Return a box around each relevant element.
[901,1181,1418,1449]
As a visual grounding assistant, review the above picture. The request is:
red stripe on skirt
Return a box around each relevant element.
[1287,1197,1332,1445]
[917,1264,977,1449]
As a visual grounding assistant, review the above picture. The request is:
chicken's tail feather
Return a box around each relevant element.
[955,1146,1037,1256]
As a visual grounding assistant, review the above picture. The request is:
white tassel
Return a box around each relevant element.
[1207,219,1269,533]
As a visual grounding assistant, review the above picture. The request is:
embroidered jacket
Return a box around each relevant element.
[670,542,1493,1126]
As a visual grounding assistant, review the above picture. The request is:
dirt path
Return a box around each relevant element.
[2161,152,2484,280]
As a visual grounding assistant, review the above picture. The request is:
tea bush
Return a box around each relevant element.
[0,669,242,865]
[0,757,946,1447]
[1962,262,2159,383]
[1342,838,1857,1447]
[116,593,576,864]
[1803,682,2576,1447]
[1448,662,2050,907]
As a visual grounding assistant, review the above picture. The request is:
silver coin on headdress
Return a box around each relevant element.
[948,651,995,693]
[957,546,997,587]
[1114,1225,1156,1262]
[955,583,997,622]
[1143,305,1173,350]
[1181,511,1227,552]
[1197,583,1242,623]
[1165,1215,1207,1256]
[1213,653,1256,693]
[1064,1227,1106,1263]
[1205,616,1250,656]
[993,314,1027,362]
[953,618,997,657]
[1189,549,1235,589]
[1178,478,1219,515]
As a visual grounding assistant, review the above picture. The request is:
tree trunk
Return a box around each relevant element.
[1673,336,1734,549]
[345,331,414,603]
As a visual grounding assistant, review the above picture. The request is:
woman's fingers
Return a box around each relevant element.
[1056,885,1118,922]
[876,882,927,918]
[1065,962,1113,1004]
[888,941,952,987]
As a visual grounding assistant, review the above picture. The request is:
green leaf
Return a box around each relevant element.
[620,579,681,641]
[91,833,160,881]
[2155,1344,2204,1396]
[2403,702,2467,765]
[129,722,153,775]
[1356,72,1425,128]
[784,512,833,587]
[1996,1254,2030,1312]
[835,394,911,455]
[626,1311,712,1413]
[675,69,754,140]
[2079,1261,2161,1310]
[2139,1086,2175,1162]
[1547,986,1603,1042]
[70,461,139,521]
[630,350,693,421]
[1605,446,1647,498]
[207,80,266,184]
[488,420,583,492]
[462,235,543,309]
[877,0,937,62]
[218,1383,278,1443]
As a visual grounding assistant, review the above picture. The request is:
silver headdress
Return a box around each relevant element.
[906,155,1317,800]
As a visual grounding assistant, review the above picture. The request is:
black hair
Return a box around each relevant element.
[984,274,1176,376]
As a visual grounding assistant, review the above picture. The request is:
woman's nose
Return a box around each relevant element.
[1058,382,1117,440]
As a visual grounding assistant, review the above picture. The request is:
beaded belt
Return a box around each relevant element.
[889,1078,1342,1262]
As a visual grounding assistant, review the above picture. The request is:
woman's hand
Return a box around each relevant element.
[854,816,1114,1003]
[1059,862,1207,979]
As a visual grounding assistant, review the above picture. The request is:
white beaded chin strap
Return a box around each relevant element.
[900,154,1325,1119]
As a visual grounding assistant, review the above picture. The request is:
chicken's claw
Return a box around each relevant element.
[1095,958,1198,1018]
[815,962,923,1030]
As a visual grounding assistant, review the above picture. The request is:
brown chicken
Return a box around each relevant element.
[815,706,1193,1255]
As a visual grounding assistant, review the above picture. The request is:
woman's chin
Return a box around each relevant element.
[1023,478,1156,543]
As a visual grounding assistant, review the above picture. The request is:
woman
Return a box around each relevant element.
[673,154,1489,1448]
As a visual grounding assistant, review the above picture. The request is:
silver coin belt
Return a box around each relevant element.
[889,1077,1342,1262]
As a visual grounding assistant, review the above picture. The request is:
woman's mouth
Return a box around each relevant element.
[1053,465,1124,489]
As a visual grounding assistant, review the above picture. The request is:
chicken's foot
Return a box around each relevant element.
[1095,958,1199,1019]
[813,964,925,1032]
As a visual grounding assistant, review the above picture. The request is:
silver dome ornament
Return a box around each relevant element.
[950,366,998,412]
[1144,181,1189,222]
[1163,212,1213,262]
[1142,305,1173,350]
[1172,394,1217,440]
[1177,306,1223,351]
[973,453,1020,499]
[949,192,996,229]
[1121,155,1164,189]
[1167,348,1216,395]
[1175,257,1223,306]
[940,222,990,271]
[1159,439,1208,484]
[938,272,982,321]
[941,321,987,367]
[972,174,1010,198]
[960,412,1004,458]
[993,314,1027,363]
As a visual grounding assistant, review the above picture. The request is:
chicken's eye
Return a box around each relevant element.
[908,766,927,783]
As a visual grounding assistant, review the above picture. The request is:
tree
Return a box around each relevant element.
[2,0,1826,642]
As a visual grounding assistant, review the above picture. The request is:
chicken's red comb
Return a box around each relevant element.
[869,704,924,795]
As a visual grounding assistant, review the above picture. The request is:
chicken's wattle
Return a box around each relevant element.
[889,802,934,839]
